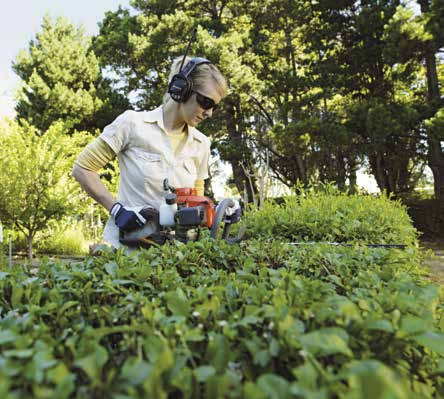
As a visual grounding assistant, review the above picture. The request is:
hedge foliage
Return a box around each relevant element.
[0,192,443,398]
[243,189,418,245]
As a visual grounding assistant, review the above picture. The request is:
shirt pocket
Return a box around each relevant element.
[132,148,164,180]
[133,148,162,162]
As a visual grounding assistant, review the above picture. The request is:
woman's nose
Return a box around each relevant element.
[203,108,213,118]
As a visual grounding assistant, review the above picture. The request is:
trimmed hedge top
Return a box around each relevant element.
[243,191,418,246]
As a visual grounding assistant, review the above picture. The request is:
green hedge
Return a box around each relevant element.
[0,193,442,398]
[243,190,418,246]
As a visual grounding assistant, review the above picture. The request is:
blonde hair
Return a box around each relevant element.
[163,56,228,104]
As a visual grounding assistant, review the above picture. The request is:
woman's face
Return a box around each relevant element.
[181,80,222,127]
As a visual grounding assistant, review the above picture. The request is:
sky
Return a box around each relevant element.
[0,0,131,118]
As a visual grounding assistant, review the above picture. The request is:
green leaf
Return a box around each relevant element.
[165,289,190,317]
[104,261,118,277]
[237,315,261,327]
[11,284,23,308]
[243,382,268,399]
[143,336,165,362]
[54,373,76,399]
[75,344,108,383]
[206,334,230,373]
[0,330,18,345]
[435,359,444,374]
[269,338,280,357]
[413,332,444,354]
[400,316,429,335]
[341,360,409,398]
[121,357,152,385]
[47,363,70,384]
[257,374,291,399]
[34,349,57,370]
[57,301,79,316]
[254,350,271,367]
[144,336,174,374]
[365,319,394,333]
[170,366,193,397]
[112,279,138,286]
[300,328,353,357]
[194,365,216,383]
[184,329,205,342]
[4,349,33,358]
[292,362,318,390]
[278,315,305,346]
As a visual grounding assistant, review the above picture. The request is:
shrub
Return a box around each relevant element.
[0,193,442,398]
[243,189,418,247]
[35,220,89,255]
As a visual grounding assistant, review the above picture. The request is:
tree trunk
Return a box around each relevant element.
[27,235,33,262]
[348,156,358,194]
[397,157,410,194]
[369,151,390,194]
[294,155,307,185]
[336,153,347,191]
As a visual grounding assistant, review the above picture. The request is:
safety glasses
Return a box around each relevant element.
[193,91,219,111]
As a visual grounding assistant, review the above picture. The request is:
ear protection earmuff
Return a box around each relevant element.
[167,27,212,103]
[168,57,211,103]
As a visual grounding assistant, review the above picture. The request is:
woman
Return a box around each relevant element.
[72,56,228,248]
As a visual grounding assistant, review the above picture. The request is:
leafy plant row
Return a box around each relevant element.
[0,192,443,398]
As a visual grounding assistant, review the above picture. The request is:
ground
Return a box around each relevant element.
[421,240,444,285]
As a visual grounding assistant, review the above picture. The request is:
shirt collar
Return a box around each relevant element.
[143,106,202,143]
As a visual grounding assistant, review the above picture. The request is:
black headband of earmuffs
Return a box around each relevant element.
[167,28,212,103]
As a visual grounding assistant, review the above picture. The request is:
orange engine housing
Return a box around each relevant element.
[175,187,215,228]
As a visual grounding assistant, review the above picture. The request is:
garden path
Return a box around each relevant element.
[422,240,444,285]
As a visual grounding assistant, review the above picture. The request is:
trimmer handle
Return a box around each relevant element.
[163,178,176,193]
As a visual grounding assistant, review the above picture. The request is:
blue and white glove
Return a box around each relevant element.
[110,202,146,232]
[224,200,242,224]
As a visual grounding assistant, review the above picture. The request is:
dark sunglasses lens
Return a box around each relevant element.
[196,93,218,111]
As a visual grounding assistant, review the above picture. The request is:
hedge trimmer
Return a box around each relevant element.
[119,179,244,249]
[118,179,406,250]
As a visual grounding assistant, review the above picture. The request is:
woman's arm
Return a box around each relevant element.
[72,137,117,212]
[71,164,116,212]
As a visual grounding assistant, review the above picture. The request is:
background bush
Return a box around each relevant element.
[243,188,418,247]
[3,220,90,257]
[35,219,90,256]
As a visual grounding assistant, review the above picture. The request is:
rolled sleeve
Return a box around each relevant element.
[99,110,134,154]
[197,140,211,180]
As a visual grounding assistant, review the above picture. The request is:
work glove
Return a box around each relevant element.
[110,202,146,232]
[223,200,242,224]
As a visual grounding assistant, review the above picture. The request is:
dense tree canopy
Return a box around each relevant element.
[90,0,442,204]
[13,15,129,135]
[4,1,444,217]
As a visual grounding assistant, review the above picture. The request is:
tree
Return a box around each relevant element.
[294,0,429,196]
[418,0,444,213]
[13,14,129,135]
[383,1,443,206]
[92,0,438,201]
[0,120,88,260]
